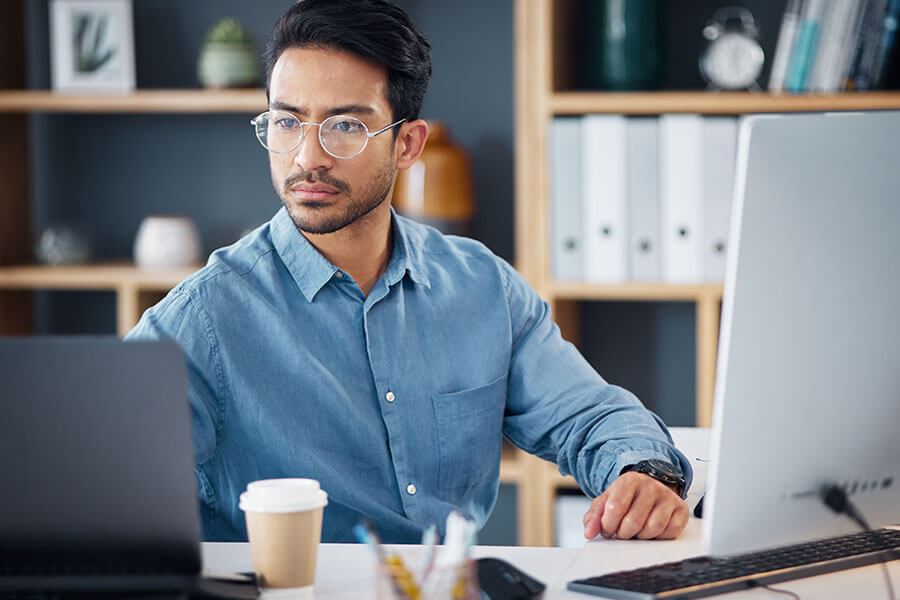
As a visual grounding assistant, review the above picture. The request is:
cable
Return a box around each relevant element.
[821,484,897,600]
[747,580,801,599]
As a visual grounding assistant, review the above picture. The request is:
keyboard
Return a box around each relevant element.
[567,527,900,599]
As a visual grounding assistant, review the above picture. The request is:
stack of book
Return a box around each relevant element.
[550,115,738,285]
[769,0,900,93]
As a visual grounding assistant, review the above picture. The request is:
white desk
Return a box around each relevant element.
[203,519,900,599]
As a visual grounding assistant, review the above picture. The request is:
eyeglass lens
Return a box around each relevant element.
[254,111,370,158]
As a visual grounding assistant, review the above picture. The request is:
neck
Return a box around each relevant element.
[302,202,393,297]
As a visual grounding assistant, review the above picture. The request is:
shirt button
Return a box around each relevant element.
[385,391,396,403]
[406,483,417,495]
[335,271,344,279]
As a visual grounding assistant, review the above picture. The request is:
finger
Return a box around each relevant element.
[614,484,658,540]
[637,501,676,540]
[659,503,691,540]
[583,494,607,539]
[599,477,639,538]
[583,492,605,527]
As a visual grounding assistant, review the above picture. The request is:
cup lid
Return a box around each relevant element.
[239,478,328,514]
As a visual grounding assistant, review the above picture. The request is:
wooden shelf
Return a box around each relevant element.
[0,263,199,291]
[0,89,267,113]
[551,282,724,303]
[551,91,900,116]
[0,263,198,336]
[499,444,526,484]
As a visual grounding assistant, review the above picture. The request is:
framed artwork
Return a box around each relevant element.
[49,0,136,93]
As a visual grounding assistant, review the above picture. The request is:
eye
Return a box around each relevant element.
[331,118,365,134]
[274,117,299,130]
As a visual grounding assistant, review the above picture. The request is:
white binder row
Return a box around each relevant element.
[551,115,738,284]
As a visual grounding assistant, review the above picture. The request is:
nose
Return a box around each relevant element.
[293,123,335,172]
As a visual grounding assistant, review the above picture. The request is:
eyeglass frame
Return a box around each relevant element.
[250,110,407,159]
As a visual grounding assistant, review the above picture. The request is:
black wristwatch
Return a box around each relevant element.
[621,459,686,498]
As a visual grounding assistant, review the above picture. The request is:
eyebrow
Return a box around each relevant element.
[269,101,377,117]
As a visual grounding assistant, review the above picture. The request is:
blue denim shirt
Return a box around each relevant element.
[126,207,691,543]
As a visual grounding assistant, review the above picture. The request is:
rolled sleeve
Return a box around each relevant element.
[497,260,692,498]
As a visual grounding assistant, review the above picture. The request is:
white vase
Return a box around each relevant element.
[134,216,202,268]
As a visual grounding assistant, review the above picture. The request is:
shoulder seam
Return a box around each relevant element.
[180,248,277,291]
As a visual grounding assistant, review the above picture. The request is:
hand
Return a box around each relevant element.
[582,472,690,540]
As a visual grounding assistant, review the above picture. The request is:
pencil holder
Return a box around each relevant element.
[374,553,479,600]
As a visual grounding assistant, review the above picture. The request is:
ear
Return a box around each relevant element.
[394,119,429,170]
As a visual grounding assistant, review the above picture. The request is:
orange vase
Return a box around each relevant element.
[392,121,475,235]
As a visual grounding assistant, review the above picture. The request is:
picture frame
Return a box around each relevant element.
[49,0,136,93]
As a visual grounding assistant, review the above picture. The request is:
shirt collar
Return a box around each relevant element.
[270,206,430,303]
[385,208,431,290]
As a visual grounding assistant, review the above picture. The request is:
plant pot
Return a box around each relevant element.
[198,42,259,88]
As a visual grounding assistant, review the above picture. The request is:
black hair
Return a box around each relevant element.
[265,0,432,123]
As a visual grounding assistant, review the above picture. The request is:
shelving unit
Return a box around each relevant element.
[0,89,266,113]
[0,86,267,338]
[512,0,900,546]
[0,264,198,336]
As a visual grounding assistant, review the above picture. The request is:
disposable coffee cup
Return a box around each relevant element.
[239,478,328,595]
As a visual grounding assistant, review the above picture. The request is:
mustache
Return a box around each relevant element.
[283,170,351,195]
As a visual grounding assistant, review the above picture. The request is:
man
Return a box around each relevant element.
[127,0,692,544]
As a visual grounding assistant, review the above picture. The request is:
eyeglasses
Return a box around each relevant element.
[250,110,406,159]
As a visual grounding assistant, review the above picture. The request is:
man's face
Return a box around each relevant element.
[267,46,398,235]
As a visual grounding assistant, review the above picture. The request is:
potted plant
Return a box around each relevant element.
[197,18,259,88]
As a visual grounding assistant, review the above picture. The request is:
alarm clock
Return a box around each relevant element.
[699,7,765,91]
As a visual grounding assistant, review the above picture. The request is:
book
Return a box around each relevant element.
[702,118,738,283]
[809,0,864,92]
[871,0,900,87]
[659,115,704,284]
[550,118,585,281]
[626,118,660,282]
[770,0,806,92]
[582,115,628,283]
[848,0,889,90]
[784,0,828,92]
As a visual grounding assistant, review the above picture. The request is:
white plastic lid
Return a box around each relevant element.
[238,478,328,514]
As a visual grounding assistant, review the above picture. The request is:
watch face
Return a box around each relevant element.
[646,459,682,478]
[701,31,764,89]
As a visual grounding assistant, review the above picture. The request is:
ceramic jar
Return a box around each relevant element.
[134,216,202,268]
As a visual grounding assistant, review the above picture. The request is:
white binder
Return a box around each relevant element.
[703,118,738,283]
[550,118,584,281]
[582,114,628,283]
[626,118,660,282]
[660,114,704,284]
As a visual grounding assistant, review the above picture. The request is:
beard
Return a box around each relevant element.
[277,161,395,236]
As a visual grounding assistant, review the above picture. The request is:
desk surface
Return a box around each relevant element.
[202,519,900,599]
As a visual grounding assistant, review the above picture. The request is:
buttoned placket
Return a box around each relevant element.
[361,277,423,521]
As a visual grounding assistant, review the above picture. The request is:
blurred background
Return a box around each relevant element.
[2,0,898,546]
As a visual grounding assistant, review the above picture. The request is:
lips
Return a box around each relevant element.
[290,184,340,201]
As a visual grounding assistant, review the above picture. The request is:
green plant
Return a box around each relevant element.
[204,18,253,45]
[74,14,116,72]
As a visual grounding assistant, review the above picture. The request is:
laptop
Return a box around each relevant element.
[568,111,900,598]
[0,338,202,593]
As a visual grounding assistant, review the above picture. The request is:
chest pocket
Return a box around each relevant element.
[431,374,507,505]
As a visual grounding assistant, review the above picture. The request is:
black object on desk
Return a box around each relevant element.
[476,558,545,600]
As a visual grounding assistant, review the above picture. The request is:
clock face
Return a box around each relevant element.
[701,31,765,90]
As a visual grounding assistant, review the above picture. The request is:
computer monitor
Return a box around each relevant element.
[704,111,900,556]
[0,338,202,591]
